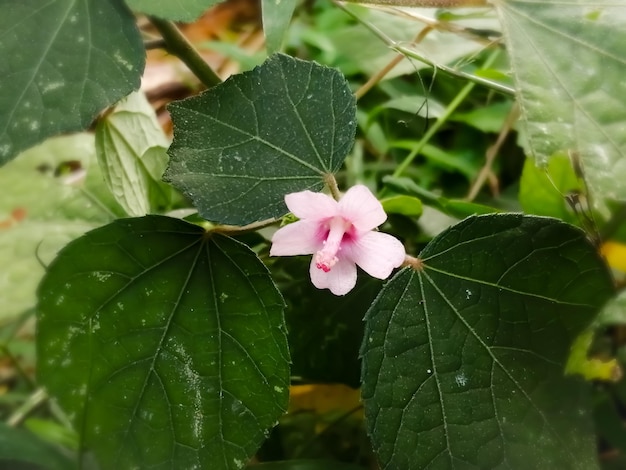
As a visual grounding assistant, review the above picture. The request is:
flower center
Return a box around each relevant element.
[315,217,350,272]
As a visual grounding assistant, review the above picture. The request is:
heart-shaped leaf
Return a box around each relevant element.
[494,1,626,203]
[362,214,614,469]
[0,0,144,164]
[164,53,357,225]
[37,216,290,469]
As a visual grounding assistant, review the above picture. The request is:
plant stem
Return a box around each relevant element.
[324,173,342,200]
[392,48,501,179]
[211,217,280,236]
[148,17,222,88]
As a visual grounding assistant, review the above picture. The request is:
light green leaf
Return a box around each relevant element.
[381,195,423,218]
[0,422,75,470]
[383,176,499,219]
[494,1,626,203]
[125,0,223,22]
[0,0,144,165]
[519,153,581,225]
[164,54,356,225]
[95,91,172,216]
[262,0,299,54]
[362,214,614,469]
[37,216,290,470]
[0,134,122,324]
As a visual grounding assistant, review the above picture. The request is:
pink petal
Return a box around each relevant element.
[344,231,405,279]
[338,185,386,232]
[270,220,322,256]
[309,257,357,296]
[285,190,338,220]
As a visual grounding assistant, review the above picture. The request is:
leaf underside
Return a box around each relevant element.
[495,0,626,203]
[362,213,614,469]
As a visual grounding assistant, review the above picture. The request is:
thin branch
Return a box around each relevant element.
[148,17,222,88]
[210,217,281,236]
[466,102,520,201]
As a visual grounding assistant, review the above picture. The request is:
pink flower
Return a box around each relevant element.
[270,185,406,296]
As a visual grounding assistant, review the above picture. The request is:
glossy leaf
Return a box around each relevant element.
[0,0,144,164]
[164,53,357,225]
[125,0,223,22]
[95,91,172,216]
[495,1,626,203]
[362,214,614,469]
[37,216,290,469]
[262,0,298,54]
[0,134,122,323]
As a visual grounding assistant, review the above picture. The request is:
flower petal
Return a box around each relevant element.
[338,185,386,232]
[270,220,323,256]
[309,257,357,296]
[285,190,338,220]
[344,231,405,279]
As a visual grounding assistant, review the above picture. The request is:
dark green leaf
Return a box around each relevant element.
[494,1,626,203]
[362,214,614,469]
[125,0,223,22]
[164,53,356,225]
[0,0,144,164]
[37,216,290,469]
[0,422,75,470]
[273,257,381,387]
[249,460,365,470]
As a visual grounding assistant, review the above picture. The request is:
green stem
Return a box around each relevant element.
[149,17,222,88]
[392,48,501,179]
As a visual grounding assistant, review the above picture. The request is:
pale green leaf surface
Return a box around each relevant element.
[95,91,171,216]
[125,0,223,22]
[262,0,298,54]
[37,216,290,470]
[0,134,122,324]
[0,0,144,164]
[519,154,581,225]
[164,54,356,225]
[362,214,614,469]
[329,6,498,79]
[495,1,626,203]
